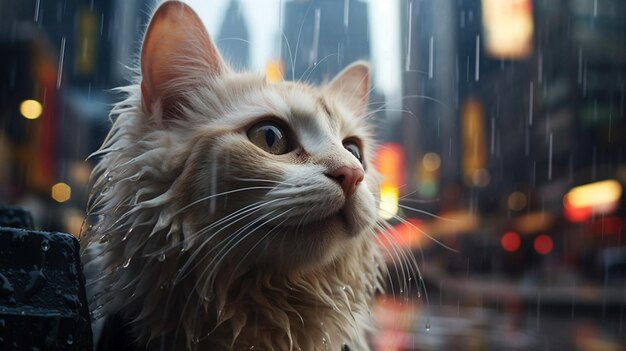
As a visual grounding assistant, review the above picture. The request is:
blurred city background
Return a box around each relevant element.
[0,0,625,349]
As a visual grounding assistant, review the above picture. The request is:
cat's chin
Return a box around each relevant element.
[256,210,374,271]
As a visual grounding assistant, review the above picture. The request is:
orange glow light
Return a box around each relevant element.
[375,144,405,189]
[378,218,425,254]
[375,144,405,219]
[265,60,284,83]
[481,0,534,59]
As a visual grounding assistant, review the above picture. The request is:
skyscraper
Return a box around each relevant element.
[281,0,370,84]
[217,0,250,70]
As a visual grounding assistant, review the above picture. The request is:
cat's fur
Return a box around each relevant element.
[81,1,386,350]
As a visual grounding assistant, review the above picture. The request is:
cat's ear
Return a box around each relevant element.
[326,61,370,117]
[140,1,226,119]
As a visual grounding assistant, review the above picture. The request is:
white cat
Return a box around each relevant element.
[81,1,389,349]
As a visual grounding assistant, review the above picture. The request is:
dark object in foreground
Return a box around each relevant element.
[0,206,93,350]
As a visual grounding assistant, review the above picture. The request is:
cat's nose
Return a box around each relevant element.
[325,166,364,197]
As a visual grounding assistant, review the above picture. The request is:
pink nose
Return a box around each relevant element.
[325,166,365,197]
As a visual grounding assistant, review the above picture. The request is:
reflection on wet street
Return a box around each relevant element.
[374,273,625,350]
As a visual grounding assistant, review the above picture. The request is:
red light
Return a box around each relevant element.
[563,196,592,222]
[501,232,521,252]
[534,235,553,255]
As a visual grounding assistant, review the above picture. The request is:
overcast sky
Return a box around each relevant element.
[182,0,401,109]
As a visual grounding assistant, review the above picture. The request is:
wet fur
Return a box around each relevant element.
[81,2,387,350]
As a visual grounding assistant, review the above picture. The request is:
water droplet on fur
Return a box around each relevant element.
[122,228,133,241]
[99,236,108,244]
[192,336,199,344]
[66,334,73,344]
[181,240,190,252]
[106,175,113,182]
[122,257,131,268]
[425,322,431,331]
[157,252,165,262]
[130,173,141,181]
[40,240,49,252]
[203,292,215,302]
[342,286,347,291]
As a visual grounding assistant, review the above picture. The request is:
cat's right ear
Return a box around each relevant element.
[140,1,226,121]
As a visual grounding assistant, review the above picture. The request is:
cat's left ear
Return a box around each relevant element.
[326,61,370,117]
[140,1,227,119]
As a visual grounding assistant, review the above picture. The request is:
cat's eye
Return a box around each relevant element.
[247,122,290,155]
[343,141,362,163]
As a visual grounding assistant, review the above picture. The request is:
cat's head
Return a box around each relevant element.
[99,1,380,274]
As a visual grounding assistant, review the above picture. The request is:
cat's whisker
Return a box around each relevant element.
[232,177,297,187]
[173,201,284,284]
[377,219,432,327]
[279,27,295,82]
[221,209,294,288]
[371,227,403,298]
[375,220,421,298]
[202,208,285,280]
[299,52,338,83]
[215,37,252,46]
[396,203,458,222]
[168,201,270,253]
[401,94,453,113]
[173,208,292,343]
[386,212,459,253]
[374,221,417,298]
[172,186,277,217]
[291,1,314,80]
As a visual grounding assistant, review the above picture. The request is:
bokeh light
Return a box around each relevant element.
[19,99,43,120]
[534,234,553,255]
[51,182,72,203]
[501,231,521,252]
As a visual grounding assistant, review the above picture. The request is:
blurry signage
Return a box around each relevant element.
[461,98,488,187]
[375,144,405,220]
[481,0,534,59]
[563,179,622,222]
[76,8,98,76]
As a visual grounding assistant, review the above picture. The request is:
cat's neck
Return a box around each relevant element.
[102,232,383,350]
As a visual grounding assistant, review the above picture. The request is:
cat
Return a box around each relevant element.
[81,1,391,350]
